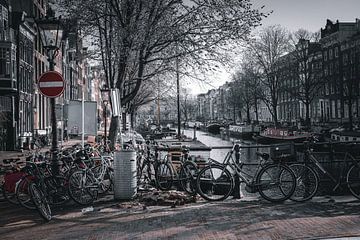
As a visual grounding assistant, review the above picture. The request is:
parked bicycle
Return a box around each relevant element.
[196,143,296,202]
[67,151,113,205]
[136,141,158,188]
[289,141,360,202]
[155,145,199,195]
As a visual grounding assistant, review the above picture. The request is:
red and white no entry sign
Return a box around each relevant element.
[38,71,65,98]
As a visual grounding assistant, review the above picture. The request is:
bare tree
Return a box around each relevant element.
[60,0,269,146]
[287,32,323,127]
[246,25,291,126]
[226,78,243,123]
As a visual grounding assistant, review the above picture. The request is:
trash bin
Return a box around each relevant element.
[113,150,137,200]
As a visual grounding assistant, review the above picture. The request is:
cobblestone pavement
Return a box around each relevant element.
[1,195,360,240]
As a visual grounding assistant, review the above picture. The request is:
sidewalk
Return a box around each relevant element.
[1,195,360,240]
[0,139,82,162]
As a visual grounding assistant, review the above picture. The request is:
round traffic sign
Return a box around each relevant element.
[38,71,65,98]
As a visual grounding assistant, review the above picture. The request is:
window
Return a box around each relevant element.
[334,47,339,58]
[343,53,348,65]
[329,49,333,60]
[324,51,328,61]
[324,66,328,76]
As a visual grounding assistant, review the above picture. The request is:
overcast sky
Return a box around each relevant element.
[190,0,360,95]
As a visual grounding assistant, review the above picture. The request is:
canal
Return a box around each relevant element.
[182,128,272,164]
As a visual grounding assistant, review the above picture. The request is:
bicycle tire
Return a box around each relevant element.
[44,176,70,205]
[138,161,156,187]
[196,164,233,201]
[257,164,296,203]
[16,177,36,209]
[29,182,52,221]
[289,163,319,202]
[155,162,173,191]
[100,168,113,194]
[347,164,360,200]
[179,161,198,195]
[68,170,95,205]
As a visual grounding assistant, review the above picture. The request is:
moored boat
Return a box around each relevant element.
[226,125,261,140]
[207,123,222,134]
[253,127,312,144]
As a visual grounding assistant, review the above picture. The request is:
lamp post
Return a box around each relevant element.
[100,87,110,149]
[36,15,63,176]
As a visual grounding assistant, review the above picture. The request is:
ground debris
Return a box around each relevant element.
[138,190,197,206]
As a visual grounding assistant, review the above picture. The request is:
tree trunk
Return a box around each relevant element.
[305,102,311,128]
[246,103,251,124]
[348,98,353,130]
[108,116,120,150]
[254,97,259,124]
[233,106,236,123]
[272,104,278,127]
[130,111,135,129]
[122,112,127,131]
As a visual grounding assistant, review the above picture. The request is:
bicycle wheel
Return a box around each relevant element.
[44,176,70,205]
[155,162,173,191]
[68,170,95,205]
[179,161,198,195]
[16,177,36,210]
[196,164,233,201]
[99,168,113,194]
[257,164,296,203]
[138,161,156,187]
[289,164,319,202]
[347,164,360,200]
[29,183,52,221]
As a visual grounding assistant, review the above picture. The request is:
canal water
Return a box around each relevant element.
[182,129,271,164]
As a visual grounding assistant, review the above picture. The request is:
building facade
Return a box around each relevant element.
[0,0,93,150]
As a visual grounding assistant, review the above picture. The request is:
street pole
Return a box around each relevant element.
[176,56,181,139]
[82,82,85,147]
[104,103,107,146]
[49,60,59,176]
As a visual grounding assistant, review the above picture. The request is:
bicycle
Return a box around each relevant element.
[155,145,199,195]
[137,141,158,188]
[1,158,24,205]
[68,153,113,205]
[289,141,360,202]
[196,143,296,202]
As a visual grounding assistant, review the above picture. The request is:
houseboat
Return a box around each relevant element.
[226,125,261,140]
[330,131,360,142]
[253,127,312,144]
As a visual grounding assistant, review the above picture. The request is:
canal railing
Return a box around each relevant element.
[209,141,360,196]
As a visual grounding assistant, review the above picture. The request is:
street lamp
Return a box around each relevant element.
[100,87,110,149]
[36,15,63,175]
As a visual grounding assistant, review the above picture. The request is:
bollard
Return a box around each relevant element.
[232,143,241,199]
[113,149,137,200]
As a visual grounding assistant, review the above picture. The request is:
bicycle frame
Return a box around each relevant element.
[216,145,267,186]
[307,150,360,191]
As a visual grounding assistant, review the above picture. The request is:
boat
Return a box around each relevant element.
[225,124,261,140]
[207,123,222,134]
[330,131,360,142]
[253,127,312,144]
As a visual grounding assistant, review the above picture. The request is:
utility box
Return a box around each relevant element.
[113,150,137,200]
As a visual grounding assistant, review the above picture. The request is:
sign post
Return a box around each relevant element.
[38,70,65,176]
